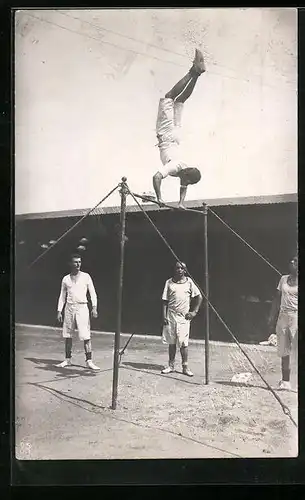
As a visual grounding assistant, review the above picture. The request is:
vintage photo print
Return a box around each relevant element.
[15,8,298,463]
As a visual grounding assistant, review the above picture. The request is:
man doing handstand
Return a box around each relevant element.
[153,49,206,209]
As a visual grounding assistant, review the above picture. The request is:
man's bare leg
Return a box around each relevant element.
[165,69,198,103]
[154,49,206,205]
[84,339,100,370]
[165,49,206,103]
[161,344,177,373]
[279,355,291,390]
[180,345,193,377]
[56,338,72,367]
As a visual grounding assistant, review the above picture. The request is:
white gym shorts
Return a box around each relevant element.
[62,303,91,341]
[276,310,298,357]
[156,98,187,179]
[162,309,190,348]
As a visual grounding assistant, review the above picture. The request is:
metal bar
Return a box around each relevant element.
[207,207,282,276]
[119,332,135,362]
[111,177,128,410]
[203,203,210,385]
[132,193,177,210]
[117,189,205,362]
[132,192,205,215]
[122,187,297,426]
[27,184,120,269]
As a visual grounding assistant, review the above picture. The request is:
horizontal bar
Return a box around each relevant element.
[132,193,206,214]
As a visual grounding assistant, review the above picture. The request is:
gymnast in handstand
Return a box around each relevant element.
[153,49,206,209]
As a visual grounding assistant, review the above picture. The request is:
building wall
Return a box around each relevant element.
[16,202,298,342]
[15,8,297,215]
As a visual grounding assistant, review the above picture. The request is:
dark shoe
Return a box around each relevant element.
[192,48,206,75]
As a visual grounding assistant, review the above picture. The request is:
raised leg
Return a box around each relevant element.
[165,49,205,103]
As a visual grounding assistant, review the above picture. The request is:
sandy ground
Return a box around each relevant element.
[15,324,298,460]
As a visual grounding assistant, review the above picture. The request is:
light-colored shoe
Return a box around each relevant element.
[86,360,100,371]
[278,380,292,391]
[182,367,194,377]
[182,366,194,377]
[161,364,175,374]
[259,334,277,347]
[56,359,72,368]
[231,372,252,384]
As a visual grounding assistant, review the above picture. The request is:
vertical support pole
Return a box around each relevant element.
[111,177,128,410]
[203,203,210,385]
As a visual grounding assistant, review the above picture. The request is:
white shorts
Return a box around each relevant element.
[276,310,298,357]
[156,97,183,139]
[62,303,91,341]
[162,309,190,348]
[156,98,187,179]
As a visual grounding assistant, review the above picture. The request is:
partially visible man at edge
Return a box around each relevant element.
[268,255,298,390]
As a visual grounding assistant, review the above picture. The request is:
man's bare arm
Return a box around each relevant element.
[191,294,203,314]
[178,184,188,209]
[268,290,281,331]
[87,275,98,317]
[57,279,66,322]
[185,294,203,320]
[162,300,169,324]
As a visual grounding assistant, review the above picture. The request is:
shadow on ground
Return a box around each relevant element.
[121,363,203,386]
[215,379,266,390]
[24,357,108,378]
[122,361,164,371]
[25,357,64,365]
[215,379,298,394]
[29,382,241,458]
[28,382,108,410]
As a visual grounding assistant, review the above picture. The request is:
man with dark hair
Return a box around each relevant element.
[268,255,298,390]
[56,254,100,370]
[153,49,206,209]
[161,261,202,376]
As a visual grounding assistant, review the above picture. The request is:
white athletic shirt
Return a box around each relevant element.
[277,275,298,313]
[162,277,201,316]
[57,271,97,312]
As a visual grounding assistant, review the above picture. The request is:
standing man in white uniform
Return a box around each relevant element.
[56,254,100,371]
[268,255,298,390]
[161,261,202,376]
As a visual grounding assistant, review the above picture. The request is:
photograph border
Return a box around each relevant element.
[2,3,304,487]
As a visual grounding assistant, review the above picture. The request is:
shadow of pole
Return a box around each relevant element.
[30,382,241,458]
[121,364,204,386]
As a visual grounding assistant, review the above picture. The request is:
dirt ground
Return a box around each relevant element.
[15,324,298,460]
